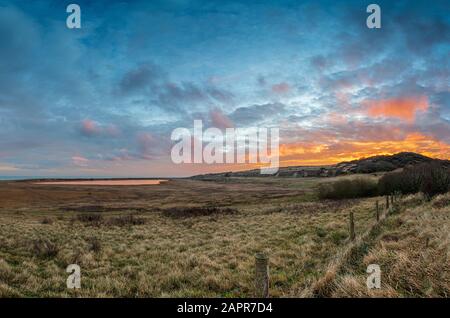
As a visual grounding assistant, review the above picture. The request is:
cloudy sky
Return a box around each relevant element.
[0,0,449,177]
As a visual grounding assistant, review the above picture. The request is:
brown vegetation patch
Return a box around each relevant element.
[163,206,238,218]
[75,213,104,226]
[265,199,360,215]
[63,205,153,213]
[432,195,450,208]
[317,177,378,200]
[75,213,145,227]
[65,205,109,212]
[40,217,53,225]
[86,236,102,253]
[381,233,400,242]
[30,238,59,258]
[107,214,146,226]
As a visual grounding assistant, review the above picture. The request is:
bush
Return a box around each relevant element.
[163,206,238,218]
[330,230,348,245]
[378,166,423,195]
[378,162,450,199]
[317,178,378,200]
[76,213,104,226]
[41,217,53,225]
[76,213,146,227]
[421,163,450,199]
[107,214,146,226]
[31,239,59,258]
[87,237,102,253]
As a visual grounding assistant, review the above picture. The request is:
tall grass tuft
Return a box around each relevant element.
[30,239,59,258]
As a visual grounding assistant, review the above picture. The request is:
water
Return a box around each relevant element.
[34,180,168,186]
[0,176,47,180]
[0,176,159,180]
[0,176,168,186]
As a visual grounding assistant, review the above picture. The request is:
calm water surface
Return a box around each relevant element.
[34,180,168,186]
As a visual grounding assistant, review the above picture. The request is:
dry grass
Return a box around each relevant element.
[0,178,378,297]
[0,178,448,297]
[301,193,449,297]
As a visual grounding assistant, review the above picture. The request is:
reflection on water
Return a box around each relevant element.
[35,180,168,186]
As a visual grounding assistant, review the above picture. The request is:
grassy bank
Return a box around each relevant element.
[0,178,448,297]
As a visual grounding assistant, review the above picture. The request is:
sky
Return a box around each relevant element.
[0,0,449,177]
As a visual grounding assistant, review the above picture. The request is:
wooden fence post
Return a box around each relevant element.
[386,195,390,210]
[390,194,394,206]
[376,200,379,222]
[349,212,355,241]
[255,253,269,298]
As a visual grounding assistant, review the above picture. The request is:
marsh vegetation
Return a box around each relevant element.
[0,175,448,297]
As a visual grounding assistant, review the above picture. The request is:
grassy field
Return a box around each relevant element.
[304,193,450,297]
[0,177,448,297]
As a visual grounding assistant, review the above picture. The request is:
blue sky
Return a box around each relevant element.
[0,0,449,177]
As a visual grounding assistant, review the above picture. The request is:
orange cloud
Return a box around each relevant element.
[364,96,428,122]
[277,132,450,166]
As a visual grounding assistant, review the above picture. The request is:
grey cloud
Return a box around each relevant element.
[119,63,165,94]
[310,55,330,71]
[229,102,286,126]
[118,63,235,114]
[395,10,450,55]
[0,6,40,74]
[257,75,266,86]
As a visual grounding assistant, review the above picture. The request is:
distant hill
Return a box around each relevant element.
[192,152,450,179]
[335,152,450,174]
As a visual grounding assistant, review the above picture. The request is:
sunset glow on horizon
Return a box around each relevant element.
[278,132,450,167]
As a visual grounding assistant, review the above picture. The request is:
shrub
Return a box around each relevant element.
[315,227,327,238]
[76,213,146,227]
[163,206,238,218]
[107,214,145,226]
[31,239,59,258]
[76,213,103,226]
[378,162,450,199]
[421,163,450,199]
[431,194,450,208]
[378,166,423,195]
[41,217,53,225]
[87,237,102,253]
[330,230,348,245]
[317,177,378,200]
